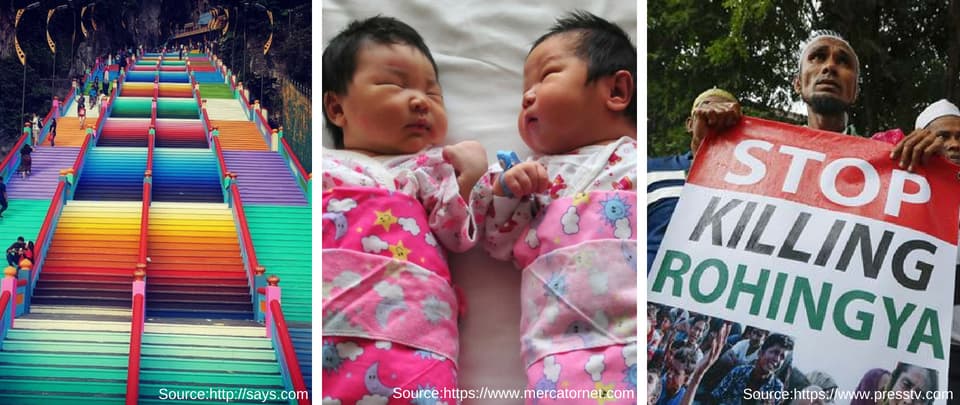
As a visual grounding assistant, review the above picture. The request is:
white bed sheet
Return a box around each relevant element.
[321,2,637,402]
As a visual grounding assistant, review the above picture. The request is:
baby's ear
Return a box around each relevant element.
[323,91,347,127]
[603,70,633,113]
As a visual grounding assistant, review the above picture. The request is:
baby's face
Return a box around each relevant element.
[336,42,447,154]
[520,33,606,154]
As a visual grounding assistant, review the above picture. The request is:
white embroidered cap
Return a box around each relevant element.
[915,99,960,129]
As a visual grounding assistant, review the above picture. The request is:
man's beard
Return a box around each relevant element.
[804,94,850,115]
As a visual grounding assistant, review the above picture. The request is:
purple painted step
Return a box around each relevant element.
[6,147,81,199]
[221,151,307,205]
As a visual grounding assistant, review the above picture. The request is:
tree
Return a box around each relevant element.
[648,0,813,156]
[819,0,955,134]
[649,0,960,157]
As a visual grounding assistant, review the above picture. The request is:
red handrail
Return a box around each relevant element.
[229,183,261,279]
[125,293,144,405]
[212,137,229,184]
[269,300,308,404]
[0,135,27,178]
[0,291,10,323]
[31,180,67,287]
[71,132,94,175]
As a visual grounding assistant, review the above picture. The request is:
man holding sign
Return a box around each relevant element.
[649,117,959,404]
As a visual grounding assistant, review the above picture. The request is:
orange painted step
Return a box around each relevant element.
[44,117,89,147]
[209,120,269,151]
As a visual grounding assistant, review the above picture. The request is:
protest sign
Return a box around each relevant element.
[648,117,960,403]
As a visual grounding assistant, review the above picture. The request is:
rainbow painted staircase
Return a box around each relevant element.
[33,201,141,307]
[146,202,251,319]
[0,50,310,403]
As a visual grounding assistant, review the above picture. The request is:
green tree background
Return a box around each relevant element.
[648,0,960,157]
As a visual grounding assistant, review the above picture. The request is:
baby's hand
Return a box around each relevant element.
[494,162,548,197]
[443,141,488,200]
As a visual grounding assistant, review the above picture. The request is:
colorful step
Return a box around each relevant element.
[99,118,150,147]
[120,82,154,98]
[156,98,199,120]
[73,147,147,201]
[0,199,49,247]
[146,202,251,319]
[5,147,81,199]
[154,119,208,148]
[222,151,307,206]
[138,323,288,404]
[158,83,192,98]
[204,100,248,121]
[244,204,311,323]
[151,148,222,203]
[210,120,269,151]
[34,201,141,307]
[197,83,234,99]
[0,307,130,404]
[110,97,153,119]
[43,117,89,147]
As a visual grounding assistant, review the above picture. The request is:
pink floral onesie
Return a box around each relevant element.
[322,146,490,404]
[485,136,638,404]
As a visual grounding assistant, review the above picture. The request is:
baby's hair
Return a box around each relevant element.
[531,10,636,124]
[322,16,439,149]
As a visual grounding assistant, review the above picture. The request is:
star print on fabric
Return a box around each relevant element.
[373,209,398,232]
[573,193,591,206]
[389,240,411,261]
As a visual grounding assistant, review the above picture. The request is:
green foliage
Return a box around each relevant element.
[648,0,812,157]
[650,0,960,156]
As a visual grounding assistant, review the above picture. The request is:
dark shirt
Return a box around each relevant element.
[647,152,693,273]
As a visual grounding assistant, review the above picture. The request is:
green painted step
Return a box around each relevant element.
[244,205,312,323]
[0,199,51,242]
[0,377,126,395]
[140,368,282,386]
[141,356,281,374]
[198,83,235,99]
[2,341,129,354]
[139,330,288,404]
[0,352,127,367]
[143,333,272,349]
[141,344,275,361]
[0,394,121,405]
[6,329,131,344]
[0,364,126,380]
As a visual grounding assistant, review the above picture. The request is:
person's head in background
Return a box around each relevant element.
[882,362,938,405]
[646,369,661,405]
[852,368,891,405]
[793,30,860,133]
[520,10,636,155]
[322,16,446,155]
[756,333,794,376]
[687,88,739,154]
[914,99,960,166]
[685,315,709,346]
[663,344,698,397]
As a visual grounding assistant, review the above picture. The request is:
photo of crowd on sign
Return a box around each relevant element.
[646,303,940,405]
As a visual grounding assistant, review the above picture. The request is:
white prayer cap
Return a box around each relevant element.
[798,30,859,73]
[915,99,960,129]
